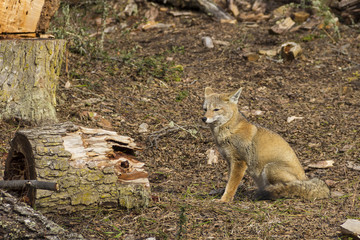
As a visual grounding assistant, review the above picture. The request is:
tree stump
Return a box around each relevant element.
[4,122,151,212]
[0,39,66,125]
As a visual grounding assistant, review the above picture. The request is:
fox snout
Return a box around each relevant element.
[201,117,207,123]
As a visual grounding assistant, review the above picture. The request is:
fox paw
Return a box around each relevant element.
[212,197,232,203]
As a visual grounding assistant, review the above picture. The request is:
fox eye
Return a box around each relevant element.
[203,108,207,112]
[214,108,220,111]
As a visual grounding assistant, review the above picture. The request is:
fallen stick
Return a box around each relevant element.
[0,180,59,192]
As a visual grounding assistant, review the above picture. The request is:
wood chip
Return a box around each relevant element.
[292,11,310,23]
[270,17,295,34]
[259,49,278,57]
[287,115,304,123]
[243,52,259,61]
[308,160,334,169]
[340,219,360,238]
[206,148,219,165]
[347,161,360,171]
[280,42,302,61]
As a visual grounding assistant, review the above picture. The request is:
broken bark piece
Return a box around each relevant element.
[280,42,302,61]
[301,15,322,30]
[243,52,260,61]
[142,21,175,30]
[206,148,218,165]
[269,17,295,34]
[273,4,293,18]
[228,0,240,17]
[259,49,278,57]
[4,122,150,212]
[340,219,360,239]
[292,11,310,23]
[308,160,335,169]
[150,0,234,21]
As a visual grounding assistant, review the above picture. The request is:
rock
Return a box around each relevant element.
[202,36,214,48]
[340,219,360,238]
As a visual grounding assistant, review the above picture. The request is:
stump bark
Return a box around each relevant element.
[4,122,150,213]
[0,189,84,239]
[0,39,66,125]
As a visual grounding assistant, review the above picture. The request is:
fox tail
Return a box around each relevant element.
[258,178,330,200]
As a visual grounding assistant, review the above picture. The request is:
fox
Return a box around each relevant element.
[202,87,330,202]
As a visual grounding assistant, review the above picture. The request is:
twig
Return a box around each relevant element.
[322,28,336,44]
[147,126,180,148]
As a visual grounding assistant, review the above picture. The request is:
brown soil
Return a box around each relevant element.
[1,1,360,239]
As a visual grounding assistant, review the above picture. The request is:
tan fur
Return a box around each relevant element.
[203,87,330,202]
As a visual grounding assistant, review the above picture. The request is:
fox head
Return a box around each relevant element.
[202,87,243,126]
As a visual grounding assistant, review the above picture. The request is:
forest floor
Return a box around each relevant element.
[1,1,360,239]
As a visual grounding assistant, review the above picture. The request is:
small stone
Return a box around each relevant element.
[138,123,149,133]
[202,36,214,49]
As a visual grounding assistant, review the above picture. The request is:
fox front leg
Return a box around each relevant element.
[219,160,247,202]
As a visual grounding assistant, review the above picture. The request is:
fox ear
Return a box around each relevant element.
[205,87,214,97]
[229,88,243,103]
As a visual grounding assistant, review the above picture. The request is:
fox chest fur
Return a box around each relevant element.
[210,121,258,171]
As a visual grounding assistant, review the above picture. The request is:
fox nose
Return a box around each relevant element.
[201,117,207,123]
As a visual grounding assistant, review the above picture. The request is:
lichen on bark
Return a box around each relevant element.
[0,39,66,125]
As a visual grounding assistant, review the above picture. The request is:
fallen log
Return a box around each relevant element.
[0,180,59,191]
[0,189,84,239]
[150,0,234,21]
[4,122,150,212]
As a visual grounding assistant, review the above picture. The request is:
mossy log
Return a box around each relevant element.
[4,122,151,213]
[0,39,66,125]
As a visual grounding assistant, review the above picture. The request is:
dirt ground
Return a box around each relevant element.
[1,1,360,239]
